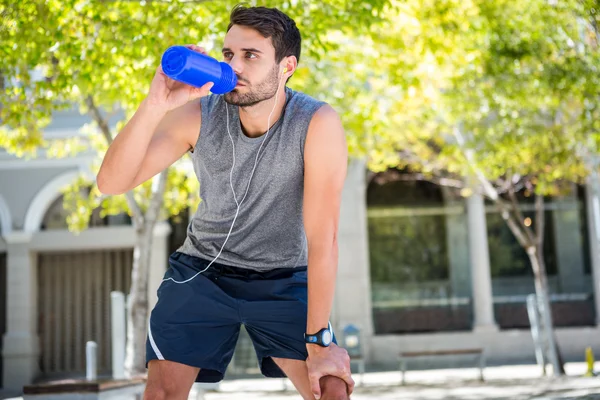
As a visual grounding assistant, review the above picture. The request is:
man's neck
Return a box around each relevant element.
[238,86,287,138]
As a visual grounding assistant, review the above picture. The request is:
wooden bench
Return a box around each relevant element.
[23,377,146,400]
[398,348,485,385]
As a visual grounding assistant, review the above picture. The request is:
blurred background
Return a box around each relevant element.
[2,0,600,398]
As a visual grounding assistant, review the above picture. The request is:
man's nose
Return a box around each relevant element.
[228,56,244,76]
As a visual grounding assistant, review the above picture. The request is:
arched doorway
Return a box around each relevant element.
[34,192,133,378]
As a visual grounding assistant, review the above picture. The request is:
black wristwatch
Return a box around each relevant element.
[304,323,333,347]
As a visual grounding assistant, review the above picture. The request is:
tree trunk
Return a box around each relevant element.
[88,98,168,376]
[498,190,564,376]
[451,131,566,375]
[525,246,565,375]
[124,224,154,376]
[123,171,168,376]
[524,195,565,375]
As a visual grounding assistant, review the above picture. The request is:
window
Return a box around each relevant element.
[367,175,470,334]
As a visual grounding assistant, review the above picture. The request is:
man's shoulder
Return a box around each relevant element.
[286,88,328,119]
[288,88,323,105]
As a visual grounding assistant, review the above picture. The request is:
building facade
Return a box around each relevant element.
[349,163,600,372]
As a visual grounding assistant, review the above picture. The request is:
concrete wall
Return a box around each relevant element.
[0,167,77,230]
[369,326,600,370]
[334,159,374,354]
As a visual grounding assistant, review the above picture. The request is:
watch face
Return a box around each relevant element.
[322,330,332,346]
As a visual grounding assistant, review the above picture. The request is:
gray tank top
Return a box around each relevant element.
[177,87,326,271]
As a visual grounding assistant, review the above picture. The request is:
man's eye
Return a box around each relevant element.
[223,52,233,59]
[246,52,257,59]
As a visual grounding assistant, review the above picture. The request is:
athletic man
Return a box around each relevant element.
[97,5,353,400]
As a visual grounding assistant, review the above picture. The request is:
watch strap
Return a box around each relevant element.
[304,322,333,347]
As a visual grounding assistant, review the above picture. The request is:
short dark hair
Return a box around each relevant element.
[227,5,301,63]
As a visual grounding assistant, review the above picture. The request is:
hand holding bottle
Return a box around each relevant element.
[146,45,214,112]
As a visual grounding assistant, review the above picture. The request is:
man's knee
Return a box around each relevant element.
[143,385,166,400]
[144,380,189,400]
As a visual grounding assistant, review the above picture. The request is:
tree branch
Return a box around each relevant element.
[124,194,145,229]
[398,149,448,175]
[86,95,114,145]
[452,126,501,201]
[535,193,545,247]
[86,95,144,227]
[494,173,523,195]
[452,125,532,247]
[500,207,531,248]
[97,193,109,205]
[147,169,168,224]
[507,181,536,244]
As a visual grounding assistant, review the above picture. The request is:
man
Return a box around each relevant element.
[97,5,353,400]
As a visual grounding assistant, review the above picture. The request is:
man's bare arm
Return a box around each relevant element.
[303,104,347,336]
[97,45,212,195]
[96,99,200,195]
[303,104,353,399]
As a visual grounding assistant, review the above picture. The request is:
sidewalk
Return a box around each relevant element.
[191,362,600,400]
[3,362,600,400]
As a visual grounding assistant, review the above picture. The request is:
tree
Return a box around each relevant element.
[0,0,390,376]
[363,0,600,375]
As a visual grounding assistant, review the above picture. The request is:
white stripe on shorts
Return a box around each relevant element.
[148,318,165,360]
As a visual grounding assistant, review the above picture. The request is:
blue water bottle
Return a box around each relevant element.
[161,46,237,94]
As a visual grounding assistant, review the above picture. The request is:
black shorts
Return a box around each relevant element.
[146,251,334,383]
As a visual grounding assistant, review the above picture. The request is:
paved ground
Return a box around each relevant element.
[4,362,600,399]
[189,362,600,400]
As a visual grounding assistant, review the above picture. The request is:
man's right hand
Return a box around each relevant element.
[97,45,208,195]
[146,44,214,112]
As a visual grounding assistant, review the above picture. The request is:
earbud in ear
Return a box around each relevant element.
[283,67,288,74]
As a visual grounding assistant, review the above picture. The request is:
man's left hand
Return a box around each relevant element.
[306,343,354,399]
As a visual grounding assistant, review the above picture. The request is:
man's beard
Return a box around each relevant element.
[224,66,279,107]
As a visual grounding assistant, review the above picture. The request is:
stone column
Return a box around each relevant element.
[466,191,498,331]
[442,188,472,298]
[2,231,40,390]
[552,189,586,294]
[334,159,374,358]
[585,178,600,325]
[147,222,172,312]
